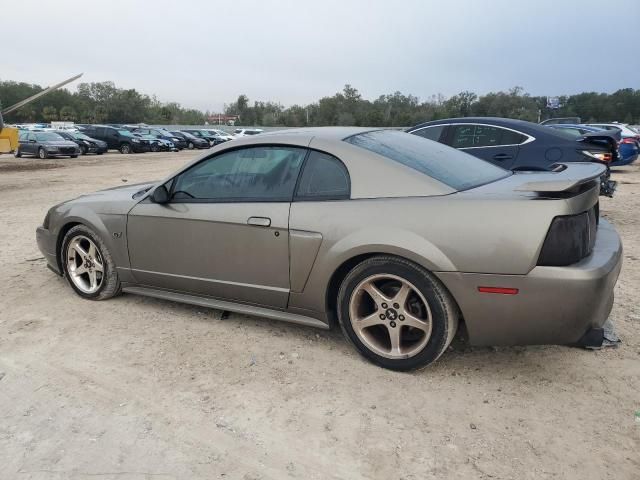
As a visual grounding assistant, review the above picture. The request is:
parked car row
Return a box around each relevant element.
[13,123,256,158]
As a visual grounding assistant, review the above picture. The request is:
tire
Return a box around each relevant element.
[38,147,48,159]
[151,144,159,152]
[97,152,104,155]
[61,225,121,300]
[80,145,88,155]
[14,148,21,158]
[337,255,458,371]
[70,155,78,158]
[188,142,194,150]
[119,143,131,154]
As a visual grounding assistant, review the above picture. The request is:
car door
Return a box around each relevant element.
[445,123,524,169]
[126,145,307,309]
[23,132,37,154]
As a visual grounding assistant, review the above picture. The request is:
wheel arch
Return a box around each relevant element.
[54,209,118,273]
[324,246,459,327]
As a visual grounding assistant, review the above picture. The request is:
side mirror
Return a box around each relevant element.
[151,185,170,204]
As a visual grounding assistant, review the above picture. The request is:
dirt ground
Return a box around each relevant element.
[0,149,638,480]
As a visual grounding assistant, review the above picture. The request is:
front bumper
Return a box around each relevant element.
[36,225,61,275]
[132,143,150,153]
[436,219,622,346]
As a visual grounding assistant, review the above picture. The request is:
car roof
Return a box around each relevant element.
[257,126,378,141]
[166,127,457,199]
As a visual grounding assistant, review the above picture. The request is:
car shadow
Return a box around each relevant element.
[113,292,588,378]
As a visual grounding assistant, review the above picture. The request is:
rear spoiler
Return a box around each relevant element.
[577,131,621,162]
[513,162,606,193]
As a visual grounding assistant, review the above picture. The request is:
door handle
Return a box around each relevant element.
[247,216,271,227]
[493,153,513,161]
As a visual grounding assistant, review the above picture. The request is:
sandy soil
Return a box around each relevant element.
[0,150,638,480]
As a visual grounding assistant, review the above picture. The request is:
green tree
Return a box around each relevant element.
[42,106,58,122]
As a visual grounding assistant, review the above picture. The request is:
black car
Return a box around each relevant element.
[15,131,80,159]
[133,128,187,150]
[407,117,618,196]
[133,133,169,152]
[81,125,150,154]
[181,129,222,146]
[54,130,108,155]
[170,131,209,149]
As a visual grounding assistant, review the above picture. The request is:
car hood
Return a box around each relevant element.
[65,181,157,215]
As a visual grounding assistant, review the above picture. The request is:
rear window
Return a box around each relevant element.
[344,130,510,191]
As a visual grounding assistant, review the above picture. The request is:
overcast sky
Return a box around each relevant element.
[4,0,639,111]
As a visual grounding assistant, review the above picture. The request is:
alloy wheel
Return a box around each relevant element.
[66,235,105,294]
[348,274,432,359]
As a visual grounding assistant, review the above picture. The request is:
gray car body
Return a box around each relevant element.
[36,127,622,346]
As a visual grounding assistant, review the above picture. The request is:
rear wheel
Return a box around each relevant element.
[119,143,131,154]
[61,225,121,300]
[38,147,48,159]
[337,256,458,371]
[14,148,21,158]
[188,142,194,149]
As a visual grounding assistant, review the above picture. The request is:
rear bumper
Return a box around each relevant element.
[36,226,62,275]
[436,219,622,346]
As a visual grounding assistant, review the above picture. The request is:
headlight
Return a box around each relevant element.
[132,138,140,143]
[47,146,59,151]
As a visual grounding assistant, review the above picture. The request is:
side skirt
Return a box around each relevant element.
[121,285,330,330]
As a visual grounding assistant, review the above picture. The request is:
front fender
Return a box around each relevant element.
[51,204,129,273]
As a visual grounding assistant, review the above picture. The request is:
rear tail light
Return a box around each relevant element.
[537,206,598,266]
[621,137,637,144]
[580,150,612,162]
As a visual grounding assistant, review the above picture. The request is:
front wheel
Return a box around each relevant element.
[188,142,194,149]
[61,225,121,300]
[119,143,131,154]
[38,147,48,159]
[337,256,458,371]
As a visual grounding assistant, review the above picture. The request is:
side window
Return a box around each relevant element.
[172,146,306,202]
[450,125,526,148]
[411,125,447,143]
[295,151,350,200]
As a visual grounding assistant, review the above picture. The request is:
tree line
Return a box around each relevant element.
[2,78,639,127]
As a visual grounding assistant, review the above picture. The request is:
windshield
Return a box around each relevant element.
[118,130,134,137]
[179,131,197,140]
[345,130,510,191]
[74,133,93,141]
[35,132,65,142]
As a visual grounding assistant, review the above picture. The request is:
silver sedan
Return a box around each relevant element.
[36,128,622,370]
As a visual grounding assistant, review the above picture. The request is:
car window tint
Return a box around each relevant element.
[345,130,510,191]
[450,125,526,148]
[411,125,446,142]
[296,151,350,200]
[172,146,306,202]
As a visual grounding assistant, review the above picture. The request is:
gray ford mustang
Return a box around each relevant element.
[36,127,623,370]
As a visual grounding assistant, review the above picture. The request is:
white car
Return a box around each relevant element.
[586,123,640,141]
[205,129,234,141]
[233,128,264,137]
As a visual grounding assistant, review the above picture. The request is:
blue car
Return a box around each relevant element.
[547,124,638,167]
